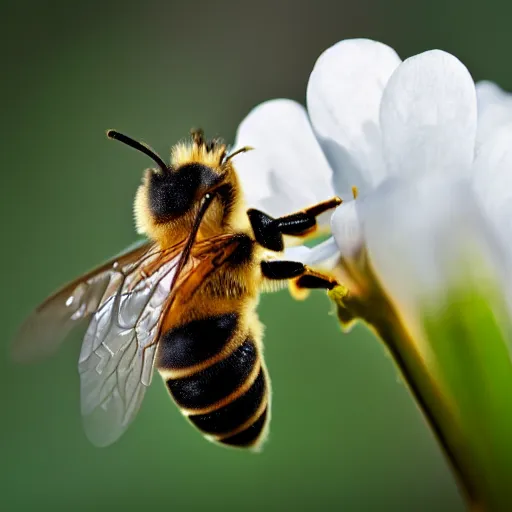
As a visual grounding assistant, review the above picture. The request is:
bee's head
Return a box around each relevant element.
[107,129,251,246]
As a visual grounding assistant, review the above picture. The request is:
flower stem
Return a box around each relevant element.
[329,261,512,510]
[362,298,479,508]
[333,284,478,507]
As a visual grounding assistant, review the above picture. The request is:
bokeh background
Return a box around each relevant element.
[3,0,512,510]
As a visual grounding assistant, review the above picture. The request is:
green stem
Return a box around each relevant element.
[330,246,512,511]
[368,305,474,501]
[330,260,512,512]
[336,287,479,508]
[422,288,512,511]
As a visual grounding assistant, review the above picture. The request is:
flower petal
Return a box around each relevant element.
[476,81,512,150]
[380,50,477,179]
[234,99,334,220]
[285,237,340,269]
[307,39,401,197]
[330,199,364,259]
[473,123,512,253]
[363,176,506,315]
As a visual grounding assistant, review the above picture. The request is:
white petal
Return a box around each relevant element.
[330,199,364,259]
[234,99,335,220]
[364,176,507,317]
[285,237,340,269]
[473,123,512,253]
[477,81,507,109]
[380,50,477,179]
[476,81,512,149]
[307,39,401,197]
[283,245,313,262]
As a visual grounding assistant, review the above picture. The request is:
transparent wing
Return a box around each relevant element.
[12,240,183,447]
[12,239,152,363]
[78,250,182,446]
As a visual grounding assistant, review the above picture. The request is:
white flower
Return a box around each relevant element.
[234,39,512,506]
[234,39,512,291]
[476,81,512,150]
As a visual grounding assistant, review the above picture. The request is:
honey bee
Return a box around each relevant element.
[12,129,340,450]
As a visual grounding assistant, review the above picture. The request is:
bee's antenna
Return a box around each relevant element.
[226,146,254,162]
[107,130,168,174]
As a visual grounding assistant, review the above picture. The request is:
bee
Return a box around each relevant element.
[12,129,341,450]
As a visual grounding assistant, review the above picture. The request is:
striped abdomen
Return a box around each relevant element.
[157,313,269,449]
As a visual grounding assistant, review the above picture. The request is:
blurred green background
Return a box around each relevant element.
[3,0,512,510]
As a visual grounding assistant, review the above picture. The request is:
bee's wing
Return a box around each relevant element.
[78,248,184,447]
[12,240,184,447]
[12,240,152,363]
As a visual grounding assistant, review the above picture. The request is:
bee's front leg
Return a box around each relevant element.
[260,260,337,290]
[248,197,341,252]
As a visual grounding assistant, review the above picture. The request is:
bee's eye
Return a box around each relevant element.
[148,163,220,221]
[148,170,198,220]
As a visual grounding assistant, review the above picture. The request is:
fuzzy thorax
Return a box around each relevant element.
[134,141,251,248]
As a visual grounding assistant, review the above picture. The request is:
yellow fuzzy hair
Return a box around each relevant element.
[171,141,227,172]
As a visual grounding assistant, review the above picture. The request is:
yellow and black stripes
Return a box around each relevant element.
[167,338,257,410]
[221,408,268,447]
[157,313,240,375]
[157,313,269,449]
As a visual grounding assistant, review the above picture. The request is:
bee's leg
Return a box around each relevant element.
[274,196,342,237]
[261,260,337,290]
[248,197,341,251]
